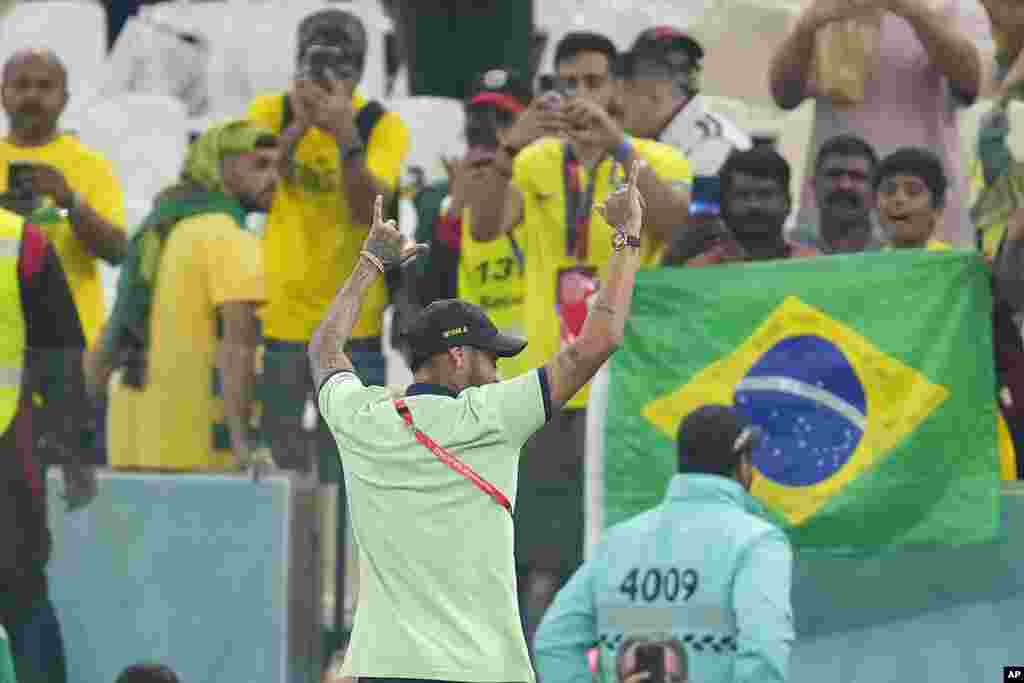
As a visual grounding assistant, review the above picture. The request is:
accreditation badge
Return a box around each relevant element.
[556,265,600,348]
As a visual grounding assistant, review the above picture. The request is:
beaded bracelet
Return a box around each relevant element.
[360,250,386,273]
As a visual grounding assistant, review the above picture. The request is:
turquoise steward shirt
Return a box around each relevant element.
[534,473,794,683]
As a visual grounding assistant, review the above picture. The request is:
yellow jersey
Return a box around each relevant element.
[248,92,409,342]
[0,134,126,346]
[512,138,692,409]
[457,208,530,378]
[121,214,265,471]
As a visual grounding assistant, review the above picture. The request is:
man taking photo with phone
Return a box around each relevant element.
[248,8,410,475]
[0,49,127,348]
[466,32,692,644]
[618,27,751,178]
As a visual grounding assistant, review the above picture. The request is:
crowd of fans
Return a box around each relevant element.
[2,1,1024,682]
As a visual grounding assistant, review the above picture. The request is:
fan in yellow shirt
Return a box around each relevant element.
[97,120,275,472]
[0,50,127,347]
[464,31,692,643]
[247,8,409,476]
[418,68,536,380]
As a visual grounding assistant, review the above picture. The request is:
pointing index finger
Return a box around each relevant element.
[373,195,383,225]
[627,159,641,200]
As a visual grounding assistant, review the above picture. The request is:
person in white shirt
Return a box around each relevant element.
[618,27,751,177]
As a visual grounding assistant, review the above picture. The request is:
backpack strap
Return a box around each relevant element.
[355,99,386,143]
[281,93,295,133]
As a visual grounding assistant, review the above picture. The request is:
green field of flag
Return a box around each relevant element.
[604,250,1002,552]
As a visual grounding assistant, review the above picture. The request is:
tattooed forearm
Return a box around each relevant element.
[308,260,379,389]
[555,346,582,373]
[545,342,612,410]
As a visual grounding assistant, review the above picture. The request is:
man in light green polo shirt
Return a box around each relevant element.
[308,161,647,682]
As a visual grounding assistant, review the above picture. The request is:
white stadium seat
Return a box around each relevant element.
[143,0,391,118]
[0,1,107,102]
[385,96,465,186]
[75,94,189,231]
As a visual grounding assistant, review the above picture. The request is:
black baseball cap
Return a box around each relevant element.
[403,299,527,367]
[468,68,533,114]
[618,26,704,78]
[677,405,762,475]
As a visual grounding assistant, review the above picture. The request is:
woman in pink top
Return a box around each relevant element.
[769,0,993,247]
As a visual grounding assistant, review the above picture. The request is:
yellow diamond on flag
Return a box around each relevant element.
[642,296,949,525]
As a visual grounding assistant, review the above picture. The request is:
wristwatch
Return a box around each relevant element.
[341,136,365,161]
[612,229,641,251]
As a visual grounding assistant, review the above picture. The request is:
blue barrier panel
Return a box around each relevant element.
[794,482,1024,637]
[46,470,322,683]
[792,593,1024,681]
[791,482,1024,681]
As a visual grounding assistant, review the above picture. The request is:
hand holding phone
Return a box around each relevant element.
[689,175,721,217]
[634,644,666,683]
[8,161,38,197]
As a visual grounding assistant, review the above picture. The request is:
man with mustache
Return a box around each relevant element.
[618,27,751,177]
[0,49,127,347]
[791,135,886,254]
[669,146,818,266]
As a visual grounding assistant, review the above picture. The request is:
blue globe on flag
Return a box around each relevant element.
[734,334,867,487]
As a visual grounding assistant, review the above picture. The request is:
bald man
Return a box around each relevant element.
[0,49,127,347]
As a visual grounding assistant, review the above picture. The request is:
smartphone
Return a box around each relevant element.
[689,175,721,217]
[8,161,37,197]
[465,145,497,167]
[300,45,358,85]
[634,644,665,683]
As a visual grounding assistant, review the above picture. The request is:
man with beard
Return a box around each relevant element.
[790,135,885,254]
[618,27,751,177]
[667,146,817,267]
[88,120,277,472]
[0,49,127,347]
[465,32,692,644]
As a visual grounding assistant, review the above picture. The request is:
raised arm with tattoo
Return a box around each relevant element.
[543,160,646,409]
[308,196,428,390]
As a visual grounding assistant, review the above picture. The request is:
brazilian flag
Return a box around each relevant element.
[605,250,1003,551]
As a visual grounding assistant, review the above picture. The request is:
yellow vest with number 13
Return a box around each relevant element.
[457,206,531,379]
[0,208,26,434]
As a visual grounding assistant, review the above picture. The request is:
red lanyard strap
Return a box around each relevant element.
[393,398,512,514]
[563,144,606,262]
